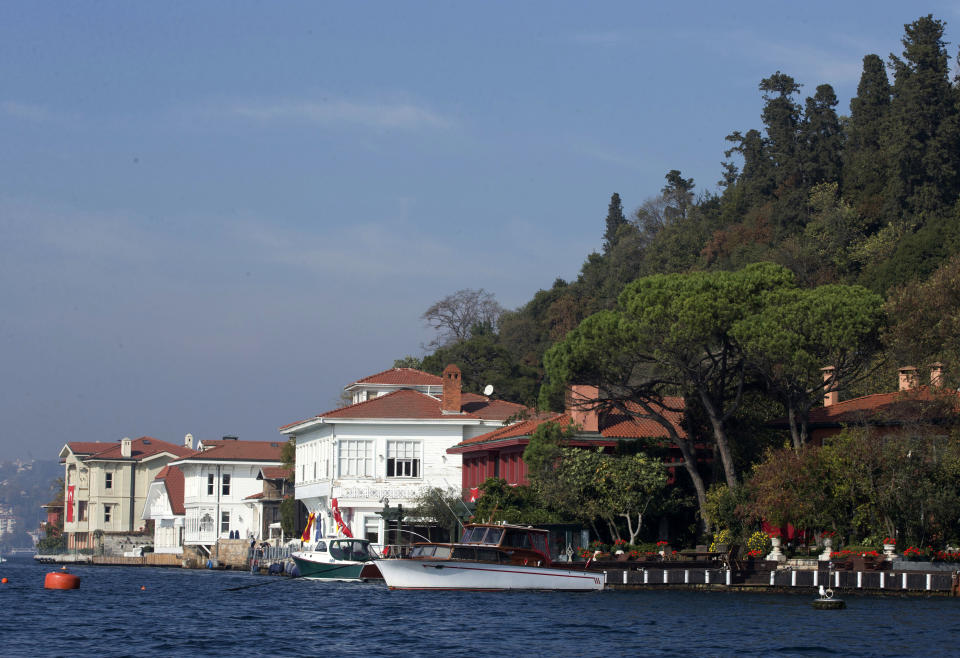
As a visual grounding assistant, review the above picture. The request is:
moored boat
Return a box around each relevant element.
[375,523,604,591]
[291,537,380,580]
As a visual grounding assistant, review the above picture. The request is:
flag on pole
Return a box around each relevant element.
[332,498,353,538]
[300,512,315,542]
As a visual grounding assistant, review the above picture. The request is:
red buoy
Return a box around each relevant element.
[44,571,81,590]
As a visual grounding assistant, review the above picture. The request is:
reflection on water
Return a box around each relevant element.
[3,557,959,656]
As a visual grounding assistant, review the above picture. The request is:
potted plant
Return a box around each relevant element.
[882,537,896,560]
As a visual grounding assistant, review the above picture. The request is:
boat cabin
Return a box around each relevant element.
[308,537,376,562]
[408,524,552,567]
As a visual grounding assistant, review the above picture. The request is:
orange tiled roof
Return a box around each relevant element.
[179,440,284,462]
[602,397,686,439]
[449,398,687,453]
[154,465,185,515]
[63,442,109,456]
[280,388,528,429]
[791,387,960,427]
[260,466,293,480]
[349,367,443,387]
[82,437,194,462]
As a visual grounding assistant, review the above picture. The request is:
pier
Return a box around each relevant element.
[600,565,960,595]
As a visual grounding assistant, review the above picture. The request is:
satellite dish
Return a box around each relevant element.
[483,384,494,396]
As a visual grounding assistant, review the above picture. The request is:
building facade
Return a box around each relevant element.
[280,365,526,545]
[169,437,284,555]
[59,437,193,551]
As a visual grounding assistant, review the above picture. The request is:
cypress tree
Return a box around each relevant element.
[885,15,959,218]
[602,192,627,254]
[801,84,843,186]
[843,54,891,226]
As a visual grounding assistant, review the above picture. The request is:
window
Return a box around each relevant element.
[103,505,112,524]
[338,440,373,477]
[221,473,231,496]
[207,473,215,496]
[104,472,113,490]
[364,516,380,543]
[220,510,230,535]
[199,513,214,534]
[78,501,87,522]
[386,441,421,478]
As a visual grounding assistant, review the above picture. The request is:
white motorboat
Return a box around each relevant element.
[374,523,604,591]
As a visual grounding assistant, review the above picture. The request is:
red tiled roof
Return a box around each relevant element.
[260,466,293,480]
[601,397,686,439]
[245,492,265,500]
[281,389,527,428]
[349,367,443,387]
[154,465,185,515]
[795,387,960,427]
[177,440,284,463]
[64,442,109,456]
[84,437,194,462]
[449,398,687,453]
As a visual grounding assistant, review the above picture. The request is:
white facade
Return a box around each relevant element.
[173,459,280,545]
[142,479,183,554]
[285,416,506,545]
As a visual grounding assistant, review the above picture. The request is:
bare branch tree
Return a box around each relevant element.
[422,288,504,348]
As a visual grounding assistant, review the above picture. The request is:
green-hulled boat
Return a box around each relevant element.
[291,538,380,580]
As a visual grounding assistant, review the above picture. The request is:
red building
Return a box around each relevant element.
[448,385,688,493]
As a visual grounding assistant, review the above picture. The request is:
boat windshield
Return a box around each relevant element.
[410,545,452,558]
[460,527,503,546]
[328,540,372,561]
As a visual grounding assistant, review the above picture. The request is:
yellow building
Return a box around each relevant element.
[59,437,193,552]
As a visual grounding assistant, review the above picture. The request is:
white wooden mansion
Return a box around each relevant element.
[166,435,284,556]
[279,365,526,544]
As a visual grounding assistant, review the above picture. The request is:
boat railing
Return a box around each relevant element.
[377,544,414,559]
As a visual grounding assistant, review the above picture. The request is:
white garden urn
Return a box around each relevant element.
[820,537,833,562]
[766,535,786,563]
[883,543,896,561]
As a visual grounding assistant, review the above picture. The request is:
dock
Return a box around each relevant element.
[600,565,960,595]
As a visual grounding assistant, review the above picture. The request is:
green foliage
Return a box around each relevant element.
[393,355,424,369]
[280,438,295,478]
[409,487,471,533]
[473,478,560,525]
[280,496,298,538]
[746,426,960,547]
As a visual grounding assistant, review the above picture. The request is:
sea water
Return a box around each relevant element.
[4,557,959,657]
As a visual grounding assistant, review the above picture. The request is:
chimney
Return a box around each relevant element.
[441,364,462,414]
[899,366,918,392]
[930,362,945,389]
[821,366,838,406]
[120,437,132,458]
[184,433,194,450]
[565,385,599,433]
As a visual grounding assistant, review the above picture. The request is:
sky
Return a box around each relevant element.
[3,2,959,461]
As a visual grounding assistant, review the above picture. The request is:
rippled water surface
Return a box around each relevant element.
[4,557,959,656]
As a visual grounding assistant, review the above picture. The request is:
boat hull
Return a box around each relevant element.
[374,559,604,591]
[291,552,370,580]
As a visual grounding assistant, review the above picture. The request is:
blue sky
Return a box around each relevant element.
[2,2,958,460]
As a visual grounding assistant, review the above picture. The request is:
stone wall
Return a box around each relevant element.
[215,538,252,569]
[100,532,154,557]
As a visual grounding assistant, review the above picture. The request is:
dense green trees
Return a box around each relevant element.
[404,13,960,547]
